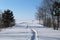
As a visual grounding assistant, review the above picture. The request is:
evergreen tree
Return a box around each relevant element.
[2,9,15,28]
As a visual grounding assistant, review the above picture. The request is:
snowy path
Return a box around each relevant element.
[0,26,60,40]
[31,29,38,40]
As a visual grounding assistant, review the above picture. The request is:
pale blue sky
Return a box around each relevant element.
[0,0,43,23]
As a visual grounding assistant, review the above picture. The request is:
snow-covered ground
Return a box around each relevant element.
[0,23,60,40]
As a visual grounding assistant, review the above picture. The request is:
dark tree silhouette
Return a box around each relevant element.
[2,9,15,28]
[36,0,60,30]
[52,1,60,30]
[44,0,60,30]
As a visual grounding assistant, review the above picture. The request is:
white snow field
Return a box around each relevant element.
[0,23,60,40]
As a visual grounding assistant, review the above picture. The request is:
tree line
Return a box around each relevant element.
[36,0,60,30]
[0,9,15,28]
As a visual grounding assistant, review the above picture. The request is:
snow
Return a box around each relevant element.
[35,28,60,40]
[0,23,60,40]
[15,23,44,28]
[31,29,38,40]
[0,28,32,40]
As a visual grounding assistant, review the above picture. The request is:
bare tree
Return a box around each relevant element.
[35,0,60,30]
[36,7,46,24]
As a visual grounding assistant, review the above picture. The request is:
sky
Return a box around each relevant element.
[0,0,43,23]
